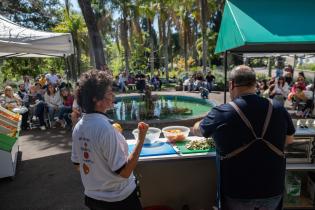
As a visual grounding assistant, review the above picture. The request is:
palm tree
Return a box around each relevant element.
[119,0,131,75]
[173,0,194,72]
[78,0,106,70]
[200,0,209,73]
[56,0,88,79]
[140,1,157,76]
[199,0,216,73]
[158,1,175,83]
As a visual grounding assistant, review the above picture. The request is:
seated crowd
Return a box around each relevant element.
[257,68,314,117]
[0,69,74,131]
[182,71,216,93]
[114,70,163,93]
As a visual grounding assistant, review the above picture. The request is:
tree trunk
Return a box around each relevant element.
[69,54,75,80]
[76,44,81,79]
[72,30,81,79]
[200,0,208,74]
[120,9,130,75]
[158,16,164,70]
[192,20,199,66]
[148,18,154,76]
[78,0,106,70]
[184,27,188,72]
[133,16,143,44]
[129,19,134,50]
[165,19,171,83]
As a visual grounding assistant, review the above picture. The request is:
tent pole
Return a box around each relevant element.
[64,55,70,83]
[312,71,315,104]
[224,51,228,104]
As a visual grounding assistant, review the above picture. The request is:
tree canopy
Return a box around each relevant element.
[0,0,224,82]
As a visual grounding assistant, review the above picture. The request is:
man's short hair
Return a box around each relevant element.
[229,65,256,87]
[77,69,113,113]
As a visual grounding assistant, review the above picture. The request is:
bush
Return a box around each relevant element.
[299,64,315,72]
[213,72,227,91]
[256,72,270,81]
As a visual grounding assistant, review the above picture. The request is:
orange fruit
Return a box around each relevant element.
[113,123,123,133]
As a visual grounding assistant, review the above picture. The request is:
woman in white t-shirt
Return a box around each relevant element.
[272,76,289,106]
[71,69,148,210]
[44,84,63,122]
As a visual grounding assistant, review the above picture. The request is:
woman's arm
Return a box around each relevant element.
[14,94,22,106]
[118,122,148,178]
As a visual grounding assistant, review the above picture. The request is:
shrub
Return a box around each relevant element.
[256,72,271,81]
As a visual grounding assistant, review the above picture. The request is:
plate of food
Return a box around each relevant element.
[175,137,215,154]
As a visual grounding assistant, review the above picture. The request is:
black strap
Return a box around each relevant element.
[221,99,284,160]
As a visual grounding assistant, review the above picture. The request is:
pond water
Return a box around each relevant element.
[107,95,213,121]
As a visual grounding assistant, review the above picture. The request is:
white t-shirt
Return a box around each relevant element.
[118,74,126,84]
[71,113,135,202]
[274,82,289,97]
[44,91,63,108]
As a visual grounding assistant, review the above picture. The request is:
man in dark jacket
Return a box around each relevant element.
[193,65,295,210]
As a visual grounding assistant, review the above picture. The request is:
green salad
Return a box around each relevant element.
[185,138,215,150]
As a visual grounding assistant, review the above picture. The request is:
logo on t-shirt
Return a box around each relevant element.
[82,142,90,175]
[83,163,90,174]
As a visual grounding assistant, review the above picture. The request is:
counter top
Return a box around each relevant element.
[294,127,315,137]
[128,136,315,170]
[127,136,216,162]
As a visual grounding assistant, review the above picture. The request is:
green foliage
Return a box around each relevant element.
[256,72,270,81]
[212,71,226,91]
[249,58,268,68]
[107,43,124,76]
[1,0,62,30]
[299,63,315,72]
[0,0,223,82]
[129,38,150,73]
[0,57,66,81]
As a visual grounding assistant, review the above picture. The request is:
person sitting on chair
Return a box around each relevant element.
[44,84,63,126]
[57,88,74,129]
[2,86,29,130]
[28,86,46,130]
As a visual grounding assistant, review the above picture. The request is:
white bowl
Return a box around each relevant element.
[162,126,190,143]
[132,127,161,144]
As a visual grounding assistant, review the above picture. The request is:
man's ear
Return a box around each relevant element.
[229,80,235,90]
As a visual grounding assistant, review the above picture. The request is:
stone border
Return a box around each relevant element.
[113,93,217,129]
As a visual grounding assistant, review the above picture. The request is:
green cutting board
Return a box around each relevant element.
[0,134,17,152]
[176,140,215,154]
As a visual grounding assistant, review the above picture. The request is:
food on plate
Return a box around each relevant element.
[164,129,186,141]
[166,129,182,133]
[185,138,215,150]
[162,126,190,142]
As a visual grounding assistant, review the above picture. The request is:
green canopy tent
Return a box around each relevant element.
[215,0,315,103]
